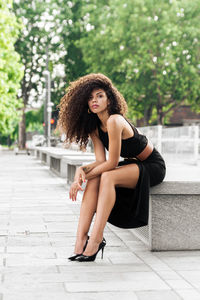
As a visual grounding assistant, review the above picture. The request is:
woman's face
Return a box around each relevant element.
[88,89,109,114]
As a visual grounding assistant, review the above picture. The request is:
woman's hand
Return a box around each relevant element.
[69,180,84,201]
[74,166,86,183]
[69,167,86,201]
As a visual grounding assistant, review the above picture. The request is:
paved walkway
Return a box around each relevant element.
[0,150,200,300]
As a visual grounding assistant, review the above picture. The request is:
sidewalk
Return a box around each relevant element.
[0,151,200,300]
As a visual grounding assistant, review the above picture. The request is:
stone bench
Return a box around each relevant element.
[28,146,37,156]
[130,181,200,251]
[48,151,94,178]
[35,147,51,160]
[62,155,95,183]
[33,147,95,179]
[40,148,79,167]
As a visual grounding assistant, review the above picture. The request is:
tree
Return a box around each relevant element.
[76,0,200,125]
[62,0,88,87]
[13,0,72,148]
[0,0,23,136]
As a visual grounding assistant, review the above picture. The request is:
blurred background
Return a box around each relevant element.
[0,0,200,164]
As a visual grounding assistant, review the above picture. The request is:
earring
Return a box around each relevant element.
[88,108,91,114]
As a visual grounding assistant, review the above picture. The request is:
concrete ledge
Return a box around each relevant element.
[62,155,95,182]
[33,146,95,179]
[40,148,72,166]
[48,151,94,178]
[131,181,200,251]
[34,147,49,160]
[150,181,200,195]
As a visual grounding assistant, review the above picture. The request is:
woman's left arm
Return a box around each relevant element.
[85,116,122,180]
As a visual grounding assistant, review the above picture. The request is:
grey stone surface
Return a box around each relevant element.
[1,150,200,299]
[150,194,200,250]
[150,181,200,195]
[133,180,200,251]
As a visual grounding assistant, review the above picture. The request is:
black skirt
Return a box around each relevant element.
[107,148,166,229]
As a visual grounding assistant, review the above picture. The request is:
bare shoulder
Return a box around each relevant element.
[107,114,124,128]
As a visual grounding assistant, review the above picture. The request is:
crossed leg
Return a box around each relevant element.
[83,163,140,256]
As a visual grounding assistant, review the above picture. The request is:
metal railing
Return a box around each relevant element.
[138,125,200,164]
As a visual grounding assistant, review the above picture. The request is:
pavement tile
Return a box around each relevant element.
[177,270,200,289]
[136,290,181,300]
[0,266,57,273]
[125,241,148,251]
[164,279,193,289]
[7,236,51,247]
[2,292,68,300]
[59,264,151,273]
[0,256,4,266]
[106,245,133,253]
[6,247,55,258]
[5,256,73,267]
[43,215,78,222]
[0,238,6,247]
[46,222,77,232]
[159,256,200,271]
[8,225,47,233]
[132,251,172,271]
[114,231,139,241]
[37,291,139,300]
[154,269,182,280]
[0,282,65,293]
[108,251,143,264]
[3,270,166,284]
[175,289,200,300]
[64,279,170,292]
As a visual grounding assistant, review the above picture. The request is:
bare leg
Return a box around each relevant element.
[74,176,100,254]
[83,164,140,256]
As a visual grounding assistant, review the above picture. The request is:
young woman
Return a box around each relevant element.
[57,73,166,262]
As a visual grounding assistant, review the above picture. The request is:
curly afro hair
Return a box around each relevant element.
[57,73,128,150]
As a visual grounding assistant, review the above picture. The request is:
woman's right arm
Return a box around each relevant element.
[70,129,106,200]
[74,129,106,182]
[83,130,106,172]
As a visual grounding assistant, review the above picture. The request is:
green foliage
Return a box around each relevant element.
[25,107,44,134]
[14,0,73,107]
[76,0,200,124]
[13,0,74,147]
[26,122,44,134]
[0,0,24,134]
[62,0,88,87]
[26,107,43,126]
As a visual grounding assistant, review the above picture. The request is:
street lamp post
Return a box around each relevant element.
[43,70,53,147]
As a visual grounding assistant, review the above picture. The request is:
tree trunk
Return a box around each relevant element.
[144,105,153,126]
[18,107,26,149]
[157,110,163,125]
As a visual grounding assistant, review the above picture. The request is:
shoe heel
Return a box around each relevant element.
[101,246,105,259]
[76,239,106,262]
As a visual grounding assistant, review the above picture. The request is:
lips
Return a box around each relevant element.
[92,105,99,109]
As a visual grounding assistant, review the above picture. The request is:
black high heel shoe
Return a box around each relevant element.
[68,236,89,261]
[76,237,106,262]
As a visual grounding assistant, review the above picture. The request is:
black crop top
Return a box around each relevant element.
[97,118,148,158]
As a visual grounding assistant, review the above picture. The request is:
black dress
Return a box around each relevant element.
[97,118,166,229]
